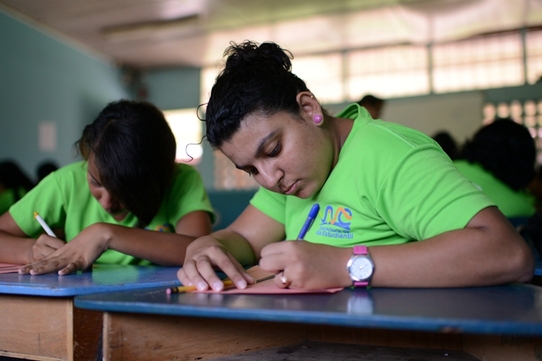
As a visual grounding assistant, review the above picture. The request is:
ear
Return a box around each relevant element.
[297,92,323,125]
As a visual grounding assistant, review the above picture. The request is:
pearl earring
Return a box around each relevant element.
[313,114,323,124]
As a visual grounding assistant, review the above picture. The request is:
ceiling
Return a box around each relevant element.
[2,0,542,70]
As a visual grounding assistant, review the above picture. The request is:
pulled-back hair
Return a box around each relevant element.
[77,100,176,226]
[205,41,310,148]
[461,118,536,190]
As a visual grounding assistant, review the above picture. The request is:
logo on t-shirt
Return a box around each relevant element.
[315,205,353,239]
[147,223,174,232]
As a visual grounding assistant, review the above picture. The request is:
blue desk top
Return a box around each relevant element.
[75,283,542,336]
[0,265,180,297]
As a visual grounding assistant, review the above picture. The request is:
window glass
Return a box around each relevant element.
[527,29,542,84]
[163,108,203,164]
[433,33,523,92]
[347,45,429,100]
[292,53,344,104]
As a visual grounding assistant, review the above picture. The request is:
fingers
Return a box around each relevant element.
[19,258,60,275]
[275,271,291,289]
[33,235,66,261]
[179,246,254,292]
[19,257,81,276]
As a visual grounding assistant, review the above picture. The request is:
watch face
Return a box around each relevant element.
[349,256,373,281]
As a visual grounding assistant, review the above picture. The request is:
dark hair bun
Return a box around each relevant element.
[223,41,293,75]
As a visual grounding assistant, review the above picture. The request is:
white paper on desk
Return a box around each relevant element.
[0,263,22,274]
[200,266,344,295]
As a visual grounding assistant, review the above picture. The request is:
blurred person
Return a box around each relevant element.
[455,118,536,219]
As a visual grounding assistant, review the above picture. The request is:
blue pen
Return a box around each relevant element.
[297,203,320,240]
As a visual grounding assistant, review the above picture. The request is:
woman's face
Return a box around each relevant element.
[220,111,334,199]
[87,153,129,221]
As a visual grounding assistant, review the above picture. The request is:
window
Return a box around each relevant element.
[433,32,523,92]
[163,108,203,164]
[292,53,344,104]
[347,45,429,100]
[201,28,542,188]
[527,29,542,84]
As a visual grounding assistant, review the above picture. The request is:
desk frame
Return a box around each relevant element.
[0,294,102,361]
[101,312,542,361]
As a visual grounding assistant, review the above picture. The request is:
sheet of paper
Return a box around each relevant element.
[0,263,22,274]
[199,266,343,294]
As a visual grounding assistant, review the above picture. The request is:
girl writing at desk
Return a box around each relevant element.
[178,40,534,291]
[0,100,214,275]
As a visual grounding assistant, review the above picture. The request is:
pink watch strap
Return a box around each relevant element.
[353,245,368,255]
[353,245,369,287]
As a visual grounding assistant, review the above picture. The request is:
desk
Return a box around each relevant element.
[75,283,542,361]
[0,265,180,361]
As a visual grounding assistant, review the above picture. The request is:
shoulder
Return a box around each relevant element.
[172,163,204,183]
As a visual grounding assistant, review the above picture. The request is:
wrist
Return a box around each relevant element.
[346,245,375,287]
[88,222,114,250]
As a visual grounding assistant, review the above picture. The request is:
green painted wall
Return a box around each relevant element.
[0,8,129,182]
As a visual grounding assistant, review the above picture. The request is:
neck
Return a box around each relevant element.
[324,116,354,169]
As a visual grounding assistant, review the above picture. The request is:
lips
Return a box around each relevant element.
[283,181,298,195]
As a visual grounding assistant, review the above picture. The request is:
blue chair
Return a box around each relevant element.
[207,190,257,231]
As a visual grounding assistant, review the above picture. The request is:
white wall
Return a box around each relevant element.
[382,91,484,146]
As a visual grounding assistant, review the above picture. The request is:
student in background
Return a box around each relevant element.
[35,160,59,183]
[432,131,459,160]
[178,41,533,292]
[357,94,385,119]
[454,118,537,219]
[0,160,35,215]
[0,99,214,275]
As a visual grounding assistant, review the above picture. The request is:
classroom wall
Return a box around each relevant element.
[0,7,129,181]
[143,68,214,189]
[2,5,542,190]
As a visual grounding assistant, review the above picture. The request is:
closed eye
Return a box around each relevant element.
[246,167,259,177]
[268,143,281,157]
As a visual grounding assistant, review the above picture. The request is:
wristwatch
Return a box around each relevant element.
[346,245,374,287]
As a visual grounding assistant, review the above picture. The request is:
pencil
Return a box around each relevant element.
[33,212,57,237]
[166,274,274,294]
[166,279,235,294]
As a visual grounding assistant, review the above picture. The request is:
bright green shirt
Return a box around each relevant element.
[453,160,535,218]
[10,161,214,265]
[250,104,494,247]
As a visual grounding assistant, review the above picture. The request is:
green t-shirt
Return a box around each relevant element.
[10,161,214,265]
[453,160,535,218]
[250,104,495,247]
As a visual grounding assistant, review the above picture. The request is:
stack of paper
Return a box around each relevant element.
[0,263,22,274]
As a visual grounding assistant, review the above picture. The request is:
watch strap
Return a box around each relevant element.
[353,245,368,255]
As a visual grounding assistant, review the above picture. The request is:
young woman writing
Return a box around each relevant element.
[0,99,214,275]
[178,41,533,291]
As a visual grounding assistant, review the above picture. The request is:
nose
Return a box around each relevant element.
[256,161,282,190]
[98,189,118,212]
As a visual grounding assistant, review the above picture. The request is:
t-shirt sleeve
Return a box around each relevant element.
[377,144,495,240]
[9,172,67,237]
[249,187,287,224]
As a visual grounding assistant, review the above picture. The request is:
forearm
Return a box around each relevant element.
[0,231,35,264]
[369,225,533,287]
[205,229,258,266]
[98,223,197,266]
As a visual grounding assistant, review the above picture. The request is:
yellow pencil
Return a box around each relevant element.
[166,275,274,294]
[166,279,235,294]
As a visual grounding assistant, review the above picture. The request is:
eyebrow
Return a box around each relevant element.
[234,130,278,170]
[87,168,101,185]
